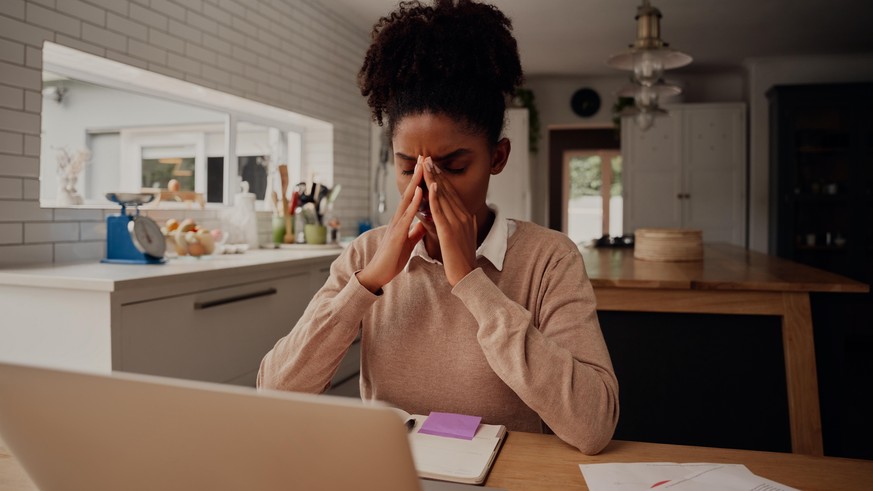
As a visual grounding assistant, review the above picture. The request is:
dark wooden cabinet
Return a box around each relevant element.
[768,82,873,459]
[768,83,873,281]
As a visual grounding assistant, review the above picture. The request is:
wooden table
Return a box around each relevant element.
[485,432,873,490]
[5,433,872,491]
[580,243,869,456]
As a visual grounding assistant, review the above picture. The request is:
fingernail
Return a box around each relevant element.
[431,182,437,192]
[425,158,433,173]
[433,163,442,175]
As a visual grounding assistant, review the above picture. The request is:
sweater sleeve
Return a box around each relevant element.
[257,244,379,393]
[451,250,619,455]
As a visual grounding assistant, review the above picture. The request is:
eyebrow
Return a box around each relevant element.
[394,148,473,163]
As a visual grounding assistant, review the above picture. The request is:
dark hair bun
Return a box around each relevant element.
[359,0,523,142]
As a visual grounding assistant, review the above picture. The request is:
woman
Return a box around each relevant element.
[258,0,618,454]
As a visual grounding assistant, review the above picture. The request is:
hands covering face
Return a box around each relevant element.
[356,155,478,293]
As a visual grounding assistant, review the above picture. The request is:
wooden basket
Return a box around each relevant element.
[634,228,703,262]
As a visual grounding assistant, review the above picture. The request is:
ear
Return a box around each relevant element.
[490,138,511,175]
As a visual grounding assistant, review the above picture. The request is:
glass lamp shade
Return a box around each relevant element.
[619,106,667,131]
[618,82,682,110]
[607,48,692,86]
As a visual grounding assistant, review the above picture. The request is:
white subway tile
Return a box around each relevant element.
[26,3,81,38]
[0,61,41,90]
[54,241,104,263]
[82,23,126,50]
[86,0,128,16]
[0,38,25,65]
[23,134,38,156]
[149,28,185,55]
[185,42,216,65]
[0,177,22,199]
[0,0,25,20]
[128,38,167,65]
[23,178,39,200]
[0,14,54,47]
[106,50,149,70]
[57,0,106,27]
[0,86,24,111]
[107,13,147,41]
[166,52,201,75]
[0,107,39,134]
[0,131,23,155]
[129,3,168,31]
[23,90,40,114]
[0,243,52,265]
[53,208,103,222]
[79,221,106,241]
[0,199,52,221]
[25,222,79,243]
[169,19,203,44]
[25,45,41,69]
[0,154,39,177]
[151,0,185,21]
[55,35,106,58]
[0,223,23,244]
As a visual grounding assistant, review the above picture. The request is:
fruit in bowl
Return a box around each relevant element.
[162,218,219,257]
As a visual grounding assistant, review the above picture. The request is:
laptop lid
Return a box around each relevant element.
[0,362,423,491]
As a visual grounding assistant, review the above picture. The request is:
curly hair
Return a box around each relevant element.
[358,0,523,144]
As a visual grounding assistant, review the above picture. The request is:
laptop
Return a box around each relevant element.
[0,362,504,491]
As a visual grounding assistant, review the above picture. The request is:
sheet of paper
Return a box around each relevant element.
[579,462,800,491]
[418,412,481,440]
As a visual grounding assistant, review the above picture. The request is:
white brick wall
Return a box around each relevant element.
[0,0,371,266]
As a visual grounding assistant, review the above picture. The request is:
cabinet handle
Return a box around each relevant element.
[194,288,278,310]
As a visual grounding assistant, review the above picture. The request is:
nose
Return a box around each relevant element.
[418,178,428,196]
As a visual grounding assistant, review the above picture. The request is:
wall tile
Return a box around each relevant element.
[23,89,40,113]
[0,0,26,20]
[0,177,23,199]
[0,15,54,47]
[25,45,41,69]
[53,208,103,221]
[55,34,106,58]
[57,0,106,27]
[150,0,185,21]
[0,223,23,244]
[129,3,168,31]
[168,18,202,43]
[79,220,106,241]
[86,0,128,16]
[0,38,26,65]
[0,107,39,134]
[0,131,24,155]
[0,61,41,90]
[54,240,104,262]
[82,23,127,49]
[0,86,24,111]
[0,243,52,265]
[0,154,39,177]
[107,12,147,41]
[0,199,52,221]
[185,41,215,65]
[22,178,38,199]
[24,221,79,242]
[26,3,80,38]
[23,134,38,156]
[128,38,167,65]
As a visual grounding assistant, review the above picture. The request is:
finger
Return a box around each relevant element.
[393,158,423,221]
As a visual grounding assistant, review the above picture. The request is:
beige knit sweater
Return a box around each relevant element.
[258,220,619,454]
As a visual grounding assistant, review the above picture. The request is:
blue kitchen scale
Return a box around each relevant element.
[101,193,166,264]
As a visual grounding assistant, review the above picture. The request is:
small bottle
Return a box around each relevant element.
[294,206,306,244]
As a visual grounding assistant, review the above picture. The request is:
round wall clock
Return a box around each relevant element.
[570,88,601,117]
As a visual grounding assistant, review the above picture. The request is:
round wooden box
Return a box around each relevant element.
[634,228,703,262]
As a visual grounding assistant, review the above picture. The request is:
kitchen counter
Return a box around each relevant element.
[0,247,342,385]
[579,243,868,456]
[0,247,342,292]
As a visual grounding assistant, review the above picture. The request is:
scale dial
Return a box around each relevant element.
[128,215,166,258]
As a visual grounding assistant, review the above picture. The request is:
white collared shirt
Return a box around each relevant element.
[405,205,517,272]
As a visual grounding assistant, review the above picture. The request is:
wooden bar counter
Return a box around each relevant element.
[580,243,869,456]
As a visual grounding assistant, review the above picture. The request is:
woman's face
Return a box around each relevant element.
[392,112,509,229]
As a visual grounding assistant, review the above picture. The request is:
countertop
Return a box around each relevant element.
[0,247,343,292]
[580,243,869,293]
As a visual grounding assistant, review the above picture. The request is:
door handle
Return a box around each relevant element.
[194,288,278,310]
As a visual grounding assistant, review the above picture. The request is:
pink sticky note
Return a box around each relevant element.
[418,411,482,440]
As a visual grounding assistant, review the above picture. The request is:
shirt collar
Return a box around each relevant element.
[406,205,514,272]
